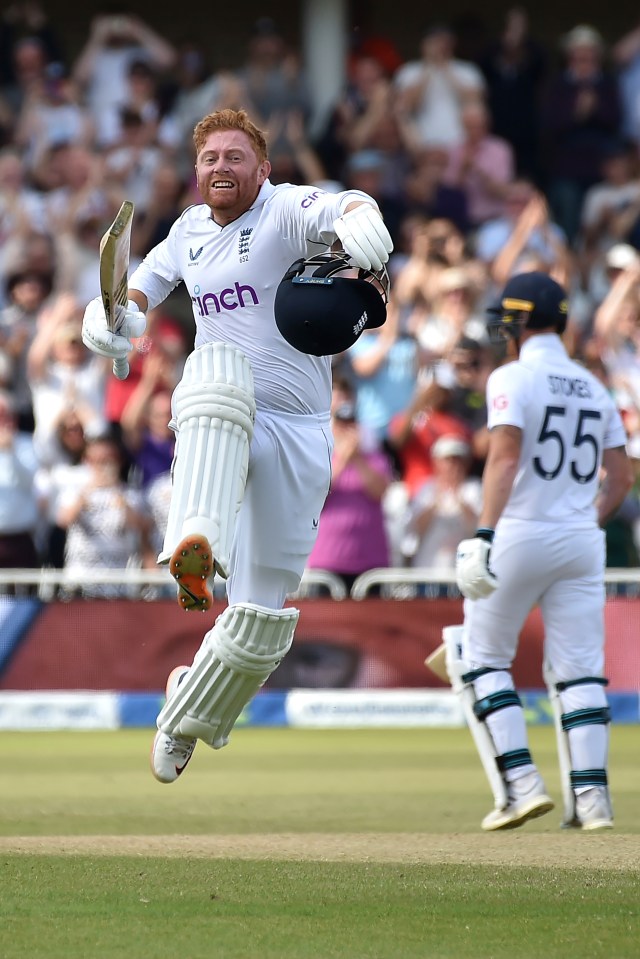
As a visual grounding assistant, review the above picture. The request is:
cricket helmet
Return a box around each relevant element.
[274,251,389,356]
[487,271,569,342]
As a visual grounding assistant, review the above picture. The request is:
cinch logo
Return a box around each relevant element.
[301,190,325,209]
[352,310,368,336]
[192,282,259,316]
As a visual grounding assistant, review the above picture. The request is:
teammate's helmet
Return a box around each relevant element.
[274,251,390,356]
[486,271,569,342]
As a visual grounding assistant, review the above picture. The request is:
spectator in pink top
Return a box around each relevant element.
[443,99,515,228]
[306,380,393,592]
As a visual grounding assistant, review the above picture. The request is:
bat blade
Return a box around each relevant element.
[99,200,134,380]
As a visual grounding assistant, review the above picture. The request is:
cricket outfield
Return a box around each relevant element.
[1,726,638,959]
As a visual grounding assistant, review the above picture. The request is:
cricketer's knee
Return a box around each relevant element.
[157,603,299,748]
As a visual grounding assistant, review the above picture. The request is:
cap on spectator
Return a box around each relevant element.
[563,24,603,50]
[606,243,639,271]
[432,435,471,459]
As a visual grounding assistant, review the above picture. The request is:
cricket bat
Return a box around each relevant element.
[424,643,450,684]
[99,200,135,381]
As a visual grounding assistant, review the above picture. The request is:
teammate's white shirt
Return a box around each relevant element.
[487,334,627,525]
[129,180,374,415]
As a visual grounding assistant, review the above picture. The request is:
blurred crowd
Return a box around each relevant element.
[3,3,640,595]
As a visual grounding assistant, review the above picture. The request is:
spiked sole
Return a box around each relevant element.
[169,534,214,611]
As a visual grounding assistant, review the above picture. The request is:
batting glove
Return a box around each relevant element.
[333,206,393,271]
[455,529,498,600]
[81,296,146,360]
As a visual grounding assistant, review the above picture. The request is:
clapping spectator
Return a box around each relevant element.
[401,434,482,568]
[540,25,623,247]
[26,291,107,458]
[56,433,153,597]
[393,22,486,151]
[478,6,548,180]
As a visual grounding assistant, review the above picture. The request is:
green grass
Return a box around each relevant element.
[1,727,639,958]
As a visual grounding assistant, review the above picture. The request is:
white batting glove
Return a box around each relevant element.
[333,205,393,271]
[456,531,498,600]
[82,296,146,361]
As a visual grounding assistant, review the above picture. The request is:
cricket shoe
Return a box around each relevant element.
[575,786,613,831]
[151,667,197,783]
[170,534,214,611]
[481,771,554,831]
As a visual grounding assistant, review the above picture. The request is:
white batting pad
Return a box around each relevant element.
[160,342,256,577]
[157,603,299,747]
[443,626,509,810]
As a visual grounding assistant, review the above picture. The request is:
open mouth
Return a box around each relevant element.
[211,180,234,189]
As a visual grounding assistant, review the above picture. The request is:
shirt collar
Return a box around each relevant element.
[519,333,566,361]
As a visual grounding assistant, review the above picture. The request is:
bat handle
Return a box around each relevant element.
[113,356,130,380]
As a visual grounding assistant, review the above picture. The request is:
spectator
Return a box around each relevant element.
[0,266,53,430]
[540,25,623,247]
[26,292,108,457]
[401,434,482,568]
[393,21,486,151]
[387,372,473,500]
[0,388,40,577]
[119,357,175,490]
[474,179,570,289]
[0,2,62,91]
[346,296,420,449]
[14,62,94,173]
[315,53,397,183]
[398,148,471,236]
[72,12,177,148]
[442,99,516,228]
[33,405,91,567]
[592,254,640,412]
[478,6,548,181]
[434,335,495,474]
[159,40,243,177]
[234,17,311,128]
[56,432,153,597]
[306,389,393,592]
[102,106,165,216]
[579,143,640,304]
[408,264,489,366]
[612,19,640,149]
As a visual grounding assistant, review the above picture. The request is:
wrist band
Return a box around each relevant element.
[475,527,495,543]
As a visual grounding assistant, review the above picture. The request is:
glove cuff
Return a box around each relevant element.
[475,527,495,543]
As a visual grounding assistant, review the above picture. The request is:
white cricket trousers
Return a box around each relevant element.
[463,518,607,681]
[226,408,333,610]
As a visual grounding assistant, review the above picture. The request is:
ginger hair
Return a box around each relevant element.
[193,109,268,163]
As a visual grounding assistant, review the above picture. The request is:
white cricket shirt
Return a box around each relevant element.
[129,180,374,415]
[487,334,627,525]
